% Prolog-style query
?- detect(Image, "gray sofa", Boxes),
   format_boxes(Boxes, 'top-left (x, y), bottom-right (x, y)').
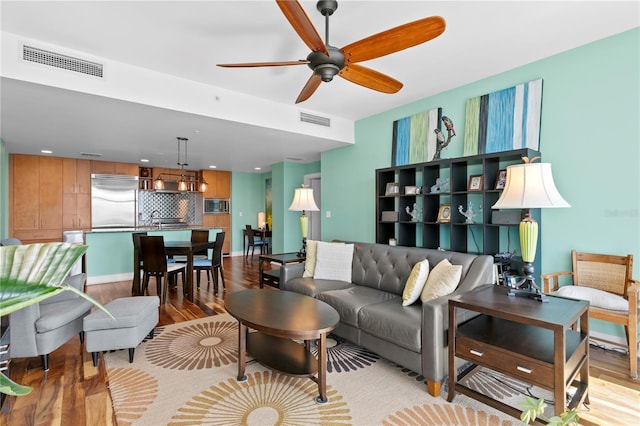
top-left (280, 242), bottom-right (494, 396)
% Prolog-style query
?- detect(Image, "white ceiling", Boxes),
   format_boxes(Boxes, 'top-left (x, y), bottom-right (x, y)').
top-left (1, 1), bottom-right (638, 172)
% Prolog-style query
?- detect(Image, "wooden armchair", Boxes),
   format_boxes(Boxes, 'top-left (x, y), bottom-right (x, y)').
top-left (541, 250), bottom-right (638, 379)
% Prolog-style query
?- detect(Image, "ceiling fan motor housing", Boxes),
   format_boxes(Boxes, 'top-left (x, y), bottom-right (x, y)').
top-left (307, 46), bottom-right (345, 81)
top-left (317, 0), bottom-right (338, 16)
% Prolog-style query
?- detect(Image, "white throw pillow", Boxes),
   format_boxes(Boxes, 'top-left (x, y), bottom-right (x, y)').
top-left (557, 286), bottom-right (629, 311)
top-left (313, 241), bottom-right (354, 282)
top-left (303, 240), bottom-right (318, 277)
top-left (402, 259), bottom-right (430, 306)
top-left (420, 259), bottom-right (462, 302)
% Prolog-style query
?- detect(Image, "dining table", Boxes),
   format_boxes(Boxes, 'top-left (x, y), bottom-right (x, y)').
top-left (132, 240), bottom-right (214, 303)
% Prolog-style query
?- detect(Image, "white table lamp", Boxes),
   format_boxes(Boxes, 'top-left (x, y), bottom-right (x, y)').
top-left (492, 159), bottom-right (570, 301)
top-left (289, 185), bottom-right (319, 257)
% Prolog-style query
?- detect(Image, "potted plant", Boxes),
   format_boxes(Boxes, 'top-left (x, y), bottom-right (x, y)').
top-left (0, 242), bottom-right (111, 396)
top-left (520, 395), bottom-right (579, 425)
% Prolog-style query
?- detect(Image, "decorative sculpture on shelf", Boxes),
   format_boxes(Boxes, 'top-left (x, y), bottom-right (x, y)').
top-left (432, 115), bottom-right (456, 161)
top-left (430, 177), bottom-right (450, 193)
top-left (458, 201), bottom-right (482, 224)
top-left (406, 203), bottom-right (422, 222)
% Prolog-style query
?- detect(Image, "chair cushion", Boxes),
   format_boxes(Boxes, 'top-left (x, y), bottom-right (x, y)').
top-left (313, 241), bottom-right (354, 283)
top-left (167, 263), bottom-right (185, 273)
top-left (420, 259), bottom-right (462, 302)
top-left (193, 259), bottom-right (212, 267)
top-left (36, 298), bottom-right (93, 333)
top-left (402, 259), bottom-right (430, 306)
top-left (557, 286), bottom-right (628, 311)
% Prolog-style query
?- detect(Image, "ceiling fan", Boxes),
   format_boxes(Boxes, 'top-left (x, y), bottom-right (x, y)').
top-left (217, 0), bottom-right (446, 104)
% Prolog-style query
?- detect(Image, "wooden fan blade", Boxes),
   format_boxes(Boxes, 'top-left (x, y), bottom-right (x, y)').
top-left (295, 74), bottom-right (322, 104)
top-left (341, 16), bottom-right (445, 64)
top-left (217, 60), bottom-right (309, 68)
top-left (339, 64), bottom-right (403, 94)
top-left (276, 0), bottom-right (328, 55)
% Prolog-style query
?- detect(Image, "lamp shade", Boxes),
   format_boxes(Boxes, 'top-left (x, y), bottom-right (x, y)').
top-left (492, 163), bottom-right (570, 209)
top-left (258, 212), bottom-right (266, 229)
top-left (288, 186), bottom-right (319, 212)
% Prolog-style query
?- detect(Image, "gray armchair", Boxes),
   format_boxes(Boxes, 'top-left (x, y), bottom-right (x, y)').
top-left (9, 273), bottom-right (93, 371)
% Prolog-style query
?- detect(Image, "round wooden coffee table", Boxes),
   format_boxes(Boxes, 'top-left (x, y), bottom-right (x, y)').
top-left (225, 289), bottom-right (339, 403)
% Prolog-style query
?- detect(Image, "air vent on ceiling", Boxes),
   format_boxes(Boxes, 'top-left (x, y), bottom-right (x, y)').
top-left (285, 157), bottom-right (304, 162)
top-left (23, 45), bottom-right (104, 78)
top-left (80, 152), bottom-right (102, 158)
top-left (300, 112), bottom-right (330, 127)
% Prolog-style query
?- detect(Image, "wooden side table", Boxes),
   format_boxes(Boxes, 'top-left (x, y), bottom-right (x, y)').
top-left (259, 252), bottom-right (305, 288)
top-left (447, 284), bottom-right (589, 419)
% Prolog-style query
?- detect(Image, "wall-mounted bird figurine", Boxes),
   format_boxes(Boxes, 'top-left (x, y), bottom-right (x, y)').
top-left (432, 115), bottom-right (456, 161)
top-left (442, 116), bottom-right (456, 136)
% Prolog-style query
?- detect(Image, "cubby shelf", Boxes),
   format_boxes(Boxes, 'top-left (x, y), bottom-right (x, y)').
top-left (376, 148), bottom-right (541, 264)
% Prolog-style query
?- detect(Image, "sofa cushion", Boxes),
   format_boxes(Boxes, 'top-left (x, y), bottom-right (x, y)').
top-left (358, 300), bottom-right (422, 353)
top-left (303, 240), bottom-right (319, 277)
top-left (402, 259), bottom-right (430, 306)
top-left (314, 241), bottom-right (354, 282)
top-left (420, 259), bottom-right (462, 302)
top-left (317, 286), bottom-right (398, 327)
top-left (285, 277), bottom-right (354, 298)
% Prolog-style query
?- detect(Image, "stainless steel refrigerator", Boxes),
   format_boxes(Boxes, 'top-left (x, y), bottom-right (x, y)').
top-left (91, 174), bottom-right (138, 228)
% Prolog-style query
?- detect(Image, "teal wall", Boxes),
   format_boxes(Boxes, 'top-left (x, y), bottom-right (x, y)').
top-left (320, 28), bottom-right (640, 339)
top-left (230, 161), bottom-right (319, 254)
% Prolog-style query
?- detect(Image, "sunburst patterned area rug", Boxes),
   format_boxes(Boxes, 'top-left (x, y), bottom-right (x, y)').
top-left (104, 314), bottom-right (534, 425)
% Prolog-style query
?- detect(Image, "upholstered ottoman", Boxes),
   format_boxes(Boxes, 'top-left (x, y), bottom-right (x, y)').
top-left (83, 296), bottom-right (159, 366)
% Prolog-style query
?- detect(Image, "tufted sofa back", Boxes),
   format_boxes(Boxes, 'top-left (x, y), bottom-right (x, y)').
top-left (346, 242), bottom-right (488, 296)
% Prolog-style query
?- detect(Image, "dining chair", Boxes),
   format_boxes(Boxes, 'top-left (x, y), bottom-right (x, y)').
top-left (139, 236), bottom-right (186, 304)
top-left (193, 232), bottom-right (226, 291)
top-left (131, 231), bottom-right (147, 294)
top-left (244, 225), bottom-right (265, 259)
top-left (0, 237), bottom-right (22, 246)
top-left (542, 250), bottom-right (638, 379)
top-left (173, 229), bottom-right (209, 261)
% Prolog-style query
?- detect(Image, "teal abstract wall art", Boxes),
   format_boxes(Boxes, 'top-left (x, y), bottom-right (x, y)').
top-left (463, 79), bottom-right (543, 155)
top-left (392, 107), bottom-right (442, 166)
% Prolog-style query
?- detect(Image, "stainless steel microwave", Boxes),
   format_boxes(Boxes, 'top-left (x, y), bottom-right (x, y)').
top-left (204, 198), bottom-right (230, 214)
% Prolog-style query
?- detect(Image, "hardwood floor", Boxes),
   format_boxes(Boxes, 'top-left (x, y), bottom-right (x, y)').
top-left (2, 256), bottom-right (639, 425)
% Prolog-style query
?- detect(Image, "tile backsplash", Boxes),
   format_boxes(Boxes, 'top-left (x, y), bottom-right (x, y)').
top-left (139, 191), bottom-right (202, 225)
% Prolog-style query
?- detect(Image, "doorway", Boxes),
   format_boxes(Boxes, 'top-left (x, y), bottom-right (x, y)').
top-left (304, 173), bottom-right (321, 241)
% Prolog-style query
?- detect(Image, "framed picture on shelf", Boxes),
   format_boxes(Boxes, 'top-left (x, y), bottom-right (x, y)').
top-left (381, 211), bottom-right (399, 222)
top-left (404, 185), bottom-right (421, 195)
top-left (385, 182), bottom-right (400, 196)
top-left (494, 170), bottom-right (507, 190)
top-left (437, 203), bottom-right (451, 223)
top-left (467, 174), bottom-right (483, 192)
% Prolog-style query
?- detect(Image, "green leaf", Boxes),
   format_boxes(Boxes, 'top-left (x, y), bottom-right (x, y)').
top-left (0, 372), bottom-right (32, 396)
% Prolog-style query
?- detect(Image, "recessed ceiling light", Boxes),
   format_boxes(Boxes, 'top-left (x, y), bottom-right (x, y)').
top-left (140, 159), bottom-right (149, 163)
top-left (209, 165), bottom-right (217, 169)
top-left (254, 167), bottom-right (262, 171)
top-left (41, 149), bottom-right (53, 154)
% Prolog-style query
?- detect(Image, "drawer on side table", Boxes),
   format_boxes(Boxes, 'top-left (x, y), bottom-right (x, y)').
top-left (456, 336), bottom-right (554, 387)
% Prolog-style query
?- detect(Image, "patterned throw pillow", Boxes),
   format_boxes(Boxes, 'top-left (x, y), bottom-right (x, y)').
top-left (420, 259), bottom-right (462, 302)
top-left (402, 259), bottom-right (430, 306)
top-left (303, 240), bottom-right (318, 277)
top-left (313, 241), bottom-right (354, 282)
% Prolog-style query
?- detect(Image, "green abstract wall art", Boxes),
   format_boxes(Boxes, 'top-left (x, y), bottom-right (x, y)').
top-left (392, 107), bottom-right (442, 166)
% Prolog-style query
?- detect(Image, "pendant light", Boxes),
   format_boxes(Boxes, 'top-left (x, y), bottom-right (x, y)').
top-left (177, 137), bottom-right (188, 191)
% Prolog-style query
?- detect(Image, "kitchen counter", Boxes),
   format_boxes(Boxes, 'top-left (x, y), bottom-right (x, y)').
top-left (86, 225), bottom-right (206, 233)
top-left (84, 227), bottom-right (222, 285)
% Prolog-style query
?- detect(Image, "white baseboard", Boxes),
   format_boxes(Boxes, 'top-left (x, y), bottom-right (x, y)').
top-left (87, 272), bottom-right (133, 285)
top-left (590, 330), bottom-right (640, 359)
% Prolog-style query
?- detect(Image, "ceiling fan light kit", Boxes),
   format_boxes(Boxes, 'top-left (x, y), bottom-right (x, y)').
top-left (217, 0), bottom-right (445, 103)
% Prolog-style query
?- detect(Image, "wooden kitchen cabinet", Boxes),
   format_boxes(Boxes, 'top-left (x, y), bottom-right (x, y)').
top-left (202, 170), bottom-right (231, 198)
top-left (11, 154), bottom-right (63, 243)
top-left (90, 160), bottom-right (138, 176)
top-left (63, 159), bottom-right (91, 230)
top-left (63, 158), bottom-right (91, 194)
top-left (203, 214), bottom-right (231, 253)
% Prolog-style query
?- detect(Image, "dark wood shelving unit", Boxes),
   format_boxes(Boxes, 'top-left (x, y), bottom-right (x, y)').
top-left (376, 148), bottom-right (541, 263)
